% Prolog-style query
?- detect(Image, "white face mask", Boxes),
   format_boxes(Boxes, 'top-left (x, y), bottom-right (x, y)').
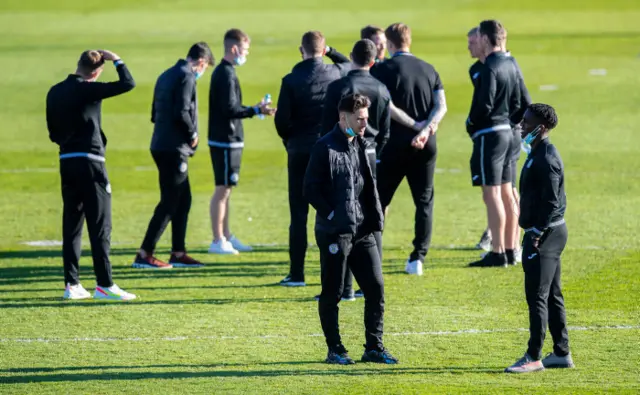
top-left (234, 55), bottom-right (247, 66)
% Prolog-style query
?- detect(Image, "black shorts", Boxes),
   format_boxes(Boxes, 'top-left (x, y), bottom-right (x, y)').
top-left (508, 128), bottom-right (522, 185)
top-left (470, 130), bottom-right (512, 187)
top-left (210, 147), bottom-right (243, 186)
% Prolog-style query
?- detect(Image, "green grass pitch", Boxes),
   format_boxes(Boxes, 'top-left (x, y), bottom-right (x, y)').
top-left (0, 0), bottom-right (639, 393)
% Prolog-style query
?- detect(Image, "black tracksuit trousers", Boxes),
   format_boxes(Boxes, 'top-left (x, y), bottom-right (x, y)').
top-left (522, 223), bottom-right (570, 360)
top-left (60, 158), bottom-right (114, 288)
top-left (316, 230), bottom-right (385, 351)
top-left (140, 151), bottom-right (192, 253)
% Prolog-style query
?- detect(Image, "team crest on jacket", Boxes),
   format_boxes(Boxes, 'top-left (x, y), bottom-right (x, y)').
top-left (230, 173), bottom-right (239, 183)
top-left (179, 162), bottom-right (187, 173)
top-left (105, 183), bottom-right (112, 194)
top-left (329, 243), bottom-right (339, 254)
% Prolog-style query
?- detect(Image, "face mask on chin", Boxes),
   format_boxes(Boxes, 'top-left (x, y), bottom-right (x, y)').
top-left (234, 55), bottom-right (247, 66)
top-left (523, 125), bottom-right (542, 145)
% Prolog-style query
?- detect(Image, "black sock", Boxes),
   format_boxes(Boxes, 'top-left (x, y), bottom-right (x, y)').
top-left (505, 249), bottom-right (515, 264)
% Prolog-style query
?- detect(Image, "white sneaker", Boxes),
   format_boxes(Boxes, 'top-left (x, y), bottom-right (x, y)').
top-left (405, 259), bottom-right (423, 276)
top-left (94, 284), bottom-right (136, 301)
top-left (515, 248), bottom-right (522, 263)
top-left (228, 235), bottom-right (252, 252)
top-left (63, 283), bottom-right (91, 300)
top-left (208, 238), bottom-right (239, 255)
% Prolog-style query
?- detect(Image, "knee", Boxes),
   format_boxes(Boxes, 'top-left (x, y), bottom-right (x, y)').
top-left (482, 186), bottom-right (501, 204)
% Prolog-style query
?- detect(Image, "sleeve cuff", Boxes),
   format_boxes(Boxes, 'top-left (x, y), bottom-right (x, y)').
top-left (113, 59), bottom-right (124, 67)
top-left (253, 106), bottom-right (260, 115)
top-left (526, 227), bottom-right (543, 236)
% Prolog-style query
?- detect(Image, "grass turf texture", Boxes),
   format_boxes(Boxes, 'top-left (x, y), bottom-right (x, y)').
top-left (0, 0), bottom-right (639, 393)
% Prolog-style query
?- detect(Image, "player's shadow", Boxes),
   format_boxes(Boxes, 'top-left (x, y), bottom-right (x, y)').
top-left (0, 295), bottom-right (316, 309)
top-left (0, 364), bottom-right (502, 383)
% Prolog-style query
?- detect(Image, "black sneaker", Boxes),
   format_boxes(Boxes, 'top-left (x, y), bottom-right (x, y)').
top-left (505, 249), bottom-right (517, 266)
top-left (361, 347), bottom-right (399, 364)
top-left (354, 289), bottom-right (364, 298)
top-left (475, 229), bottom-right (492, 251)
top-left (325, 345), bottom-right (355, 365)
top-left (279, 274), bottom-right (306, 287)
top-left (468, 252), bottom-right (507, 268)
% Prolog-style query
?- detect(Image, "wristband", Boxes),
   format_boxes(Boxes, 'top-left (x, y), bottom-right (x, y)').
top-left (253, 106), bottom-right (260, 115)
top-left (113, 59), bottom-right (123, 67)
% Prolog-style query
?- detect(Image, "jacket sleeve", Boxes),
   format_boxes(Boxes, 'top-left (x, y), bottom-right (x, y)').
top-left (325, 46), bottom-right (350, 64)
top-left (467, 66), bottom-right (496, 129)
top-left (214, 70), bottom-right (257, 119)
top-left (531, 158), bottom-right (563, 235)
top-left (375, 93), bottom-right (391, 157)
top-left (510, 59), bottom-right (532, 125)
top-left (45, 90), bottom-right (59, 144)
top-left (174, 74), bottom-right (197, 140)
top-left (321, 82), bottom-right (341, 136)
top-left (303, 142), bottom-right (333, 219)
top-left (83, 63), bottom-right (136, 102)
top-left (274, 77), bottom-right (293, 141)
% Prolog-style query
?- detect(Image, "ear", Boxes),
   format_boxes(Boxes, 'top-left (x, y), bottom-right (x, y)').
top-left (368, 61), bottom-right (375, 67)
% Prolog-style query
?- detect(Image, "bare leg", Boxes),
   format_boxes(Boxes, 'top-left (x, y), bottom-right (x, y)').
top-left (210, 186), bottom-right (231, 242)
top-left (223, 192), bottom-right (232, 240)
top-left (482, 185), bottom-right (505, 253)
top-left (501, 182), bottom-right (518, 250)
top-left (512, 187), bottom-right (521, 247)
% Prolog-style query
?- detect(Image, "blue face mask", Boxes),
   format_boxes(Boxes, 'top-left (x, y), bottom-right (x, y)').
top-left (344, 118), bottom-right (357, 137)
top-left (523, 125), bottom-right (542, 145)
top-left (234, 56), bottom-right (247, 66)
top-left (195, 70), bottom-right (203, 80)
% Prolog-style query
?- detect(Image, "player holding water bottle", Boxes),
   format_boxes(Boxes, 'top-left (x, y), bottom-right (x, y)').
top-left (207, 28), bottom-right (276, 255)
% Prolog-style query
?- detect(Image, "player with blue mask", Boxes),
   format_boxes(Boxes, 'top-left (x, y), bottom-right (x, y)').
top-left (134, 42), bottom-right (214, 271)
top-left (207, 28), bottom-right (276, 256)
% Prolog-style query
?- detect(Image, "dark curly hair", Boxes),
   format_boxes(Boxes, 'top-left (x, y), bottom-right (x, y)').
top-left (528, 103), bottom-right (559, 130)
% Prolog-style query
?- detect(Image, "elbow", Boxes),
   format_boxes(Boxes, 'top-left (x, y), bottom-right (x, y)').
top-left (124, 79), bottom-right (136, 92)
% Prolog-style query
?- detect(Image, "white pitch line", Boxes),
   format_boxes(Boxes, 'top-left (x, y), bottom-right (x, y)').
top-left (0, 325), bottom-right (637, 344)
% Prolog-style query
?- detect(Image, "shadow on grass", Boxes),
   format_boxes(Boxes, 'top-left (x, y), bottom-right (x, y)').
top-left (0, 364), bottom-right (502, 383)
top-left (0, 295), bottom-right (316, 309)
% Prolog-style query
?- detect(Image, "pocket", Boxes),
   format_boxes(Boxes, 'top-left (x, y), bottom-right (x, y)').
top-left (89, 161), bottom-right (111, 194)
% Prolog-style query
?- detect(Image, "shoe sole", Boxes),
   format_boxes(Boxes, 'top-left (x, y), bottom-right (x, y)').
top-left (94, 294), bottom-right (136, 301)
top-left (132, 262), bottom-right (173, 269)
top-left (504, 366), bottom-right (545, 373)
top-left (360, 357), bottom-right (398, 364)
top-left (169, 263), bottom-right (204, 268)
top-left (325, 359), bottom-right (355, 365)
top-left (207, 250), bottom-right (239, 255)
top-left (542, 363), bottom-right (575, 369)
top-left (279, 282), bottom-right (306, 287)
top-left (63, 294), bottom-right (91, 300)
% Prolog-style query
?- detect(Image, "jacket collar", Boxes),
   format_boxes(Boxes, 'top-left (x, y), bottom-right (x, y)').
top-left (347, 69), bottom-right (370, 77)
top-left (529, 137), bottom-right (550, 157)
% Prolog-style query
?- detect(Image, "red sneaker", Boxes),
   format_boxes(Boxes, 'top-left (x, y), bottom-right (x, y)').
top-left (169, 253), bottom-right (203, 268)
top-left (132, 254), bottom-right (173, 269)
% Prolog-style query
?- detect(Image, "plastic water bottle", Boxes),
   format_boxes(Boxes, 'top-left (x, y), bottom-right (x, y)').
top-left (257, 93), bottom-right (271, 120)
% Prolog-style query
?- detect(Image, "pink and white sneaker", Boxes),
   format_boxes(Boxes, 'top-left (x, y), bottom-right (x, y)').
top-left (504, 353), bottom-right (545, 373)
top-left (94, 284), bottom-right (137, 301)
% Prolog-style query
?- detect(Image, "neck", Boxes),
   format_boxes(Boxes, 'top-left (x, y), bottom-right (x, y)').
top-left (531, 134), bottom-right (548, 150)
top-left (395, 46), bottom-right (410, 53)
top-left (223, 53), bottom-right (235, 64)
top-left (303, 54), bottom-right (322, 60)
top-left (482, 46), bottom-right (501, 59)
top-left (478, 55), bottom-right (486, 63)
top-left (75, 69), bottom-right (92, 81)
top-left (353, 65), bottom-right (370, 71)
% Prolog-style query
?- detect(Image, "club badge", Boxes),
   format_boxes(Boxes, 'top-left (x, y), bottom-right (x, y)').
top-left (329, 243), bottom-right (339, 254)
